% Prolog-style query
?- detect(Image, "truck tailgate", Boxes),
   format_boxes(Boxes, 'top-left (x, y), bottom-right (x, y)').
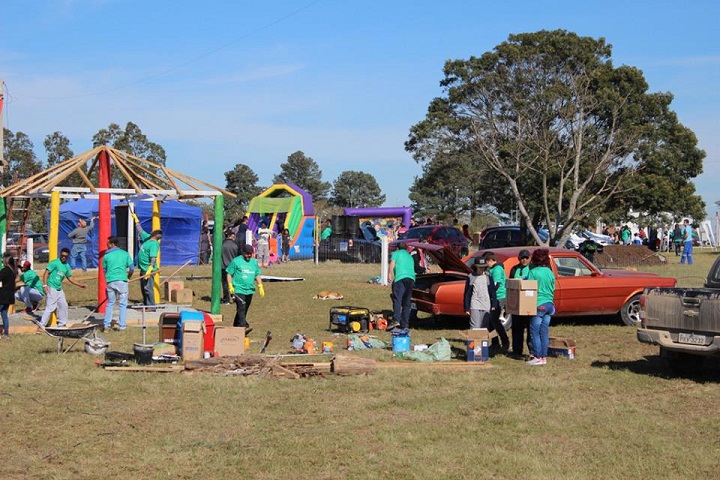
top-left (644, 288), bottom-right (720, 333)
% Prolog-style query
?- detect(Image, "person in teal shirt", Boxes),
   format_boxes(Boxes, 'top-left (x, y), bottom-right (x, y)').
top-left (102, 236), bottom-right (135, 331)
top-left (226, 244), bottom-right (264, 332)
top-left (680, 219), bottom-right (694, 265)
top-left (387, 242), bottom-right (416, 330)
top-left (483, 251), bottom-right (510, 351)
top-left (526, 248), bottom-right (556, 366)
top-left (39, 248), bottom-right (87, 328)
top-left (508, 249), bottom-right (532, 358)
top-left (320, 219), bottom-right (332, 240)
top-left (135, 222), bottom-right (163, 306)
top-left (16, 261), bottom-right (44, 313)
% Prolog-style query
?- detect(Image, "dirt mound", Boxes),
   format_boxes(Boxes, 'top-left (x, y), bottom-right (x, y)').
top-left (593, 245), bottom-right (667, 268)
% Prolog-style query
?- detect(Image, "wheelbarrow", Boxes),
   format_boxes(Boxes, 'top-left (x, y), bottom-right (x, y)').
top-left (40, 324), bottom-right (104, 354)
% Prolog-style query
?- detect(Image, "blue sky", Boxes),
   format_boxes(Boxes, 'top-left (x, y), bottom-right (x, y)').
top-left (3, 0), bottom-right (719, 219)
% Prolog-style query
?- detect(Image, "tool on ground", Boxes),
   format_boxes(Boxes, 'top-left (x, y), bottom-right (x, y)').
top-left (260, 330), bottom-right (272, 354)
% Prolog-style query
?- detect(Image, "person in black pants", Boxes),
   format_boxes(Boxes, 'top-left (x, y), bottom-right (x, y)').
top-left (508, 249), bottom-right (533, 358)
top-left (220, 230), bottom-right (238, 303)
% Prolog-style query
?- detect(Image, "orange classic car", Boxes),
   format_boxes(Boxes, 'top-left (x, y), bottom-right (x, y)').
top-left (409, 243), bottom-right (677, 327)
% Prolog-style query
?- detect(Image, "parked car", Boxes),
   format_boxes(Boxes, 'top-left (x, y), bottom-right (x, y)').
top-left (478, 225), bottom-right (580, 250)
top-left (6, 232), bottom-right (49, 261)
top-left (407, 243), bottom-right (677, 328)
top-left (317, 222), bottom-right (382, 263)
top-left (397, 225), bottom-right (469, 257)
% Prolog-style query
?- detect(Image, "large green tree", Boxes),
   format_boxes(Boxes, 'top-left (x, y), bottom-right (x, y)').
top-left (224, 163), bottom-right (262, 222)
top-left (44, 131), bottom-right (74, 167)
top-left (329, 170), bottom-right (385, 208)
top-left (272, 151), bottom-right (330, 201)
top-left (406, 30), bottom-right (705, 246)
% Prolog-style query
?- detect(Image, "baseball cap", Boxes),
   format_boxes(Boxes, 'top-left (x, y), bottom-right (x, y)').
top-left (22, 261), bottom-right (31, 269)
top-left (473, 257), bottom-right (488, 268)
top-left (242, 244), bottom-right (254, 254)
top-left (518, 249), bottom-right (531, 259)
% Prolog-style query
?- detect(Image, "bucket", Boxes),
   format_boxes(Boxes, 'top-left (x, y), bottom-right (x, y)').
top-left (392, 335), bottom-right (410, 353)
top-left (133, 343), bottom-right (154, 365)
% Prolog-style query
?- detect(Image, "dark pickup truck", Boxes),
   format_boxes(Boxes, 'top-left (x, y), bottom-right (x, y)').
top-left (637, 256), bottom-right (720, 367)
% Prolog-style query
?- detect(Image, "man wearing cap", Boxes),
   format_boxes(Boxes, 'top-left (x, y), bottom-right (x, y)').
top-left (39, 248), bottom-right (88, 328)
top-left (102, 236), bottom-right (135, 331)
top-left (67, 216), bottom-right (96, 272)
top-left (508, 249), bottom-right (532, 358)
top-left (16, 261), bottom-right (44, 314)
top-left (463, 256), bottom-right (498, 329)
top-left (482, 251), bottom-right (510, 351)
top-left (135, 224), bottom-right (163, 307)
top-left (387, 242), bottom-right (416, 330)
top-left (221, 230), bottom-right (238, 304)
top-left (226, 244), bottom-right (264, 332)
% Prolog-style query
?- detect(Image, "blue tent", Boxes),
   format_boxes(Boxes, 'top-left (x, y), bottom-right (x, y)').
top-left (50, 198), bottom-right (203, 267)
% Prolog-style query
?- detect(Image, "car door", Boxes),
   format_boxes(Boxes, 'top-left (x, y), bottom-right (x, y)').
top-left (551, 253), bottom-right (616, 316)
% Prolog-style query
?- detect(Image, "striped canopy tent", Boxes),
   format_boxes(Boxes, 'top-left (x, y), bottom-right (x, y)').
top-left (0, 145), bottom-right (235, 315)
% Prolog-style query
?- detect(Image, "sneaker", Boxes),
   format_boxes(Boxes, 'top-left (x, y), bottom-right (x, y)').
top-left (538, 357), bottom-right (547, 365)
top-left (386, 321), bottom-right (400, 331)
top-left (245, 327), bottom-right (253, 335)
top-left (525, 357), bottom-right (544, 366)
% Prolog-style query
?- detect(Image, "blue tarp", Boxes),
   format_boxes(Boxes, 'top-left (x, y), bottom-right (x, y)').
top-left (49, 198), bottom-right (202, 267)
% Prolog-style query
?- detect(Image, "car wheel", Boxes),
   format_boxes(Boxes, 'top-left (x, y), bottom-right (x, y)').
top-left (619, 294), bottom-right (642, 327)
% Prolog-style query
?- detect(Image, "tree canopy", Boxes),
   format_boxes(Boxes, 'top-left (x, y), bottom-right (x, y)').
top-left (272, 151), bottom-right (330, 201)
top-left (406, 30), bottom-right (705, 245)
top-left (224, 163), bottom-right (262, 222)
top-left (329, 170), bottom-right (385, 208)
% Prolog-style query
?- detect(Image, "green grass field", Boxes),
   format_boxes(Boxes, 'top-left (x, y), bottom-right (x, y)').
top-left (1, 250), bottom-right (719, 479)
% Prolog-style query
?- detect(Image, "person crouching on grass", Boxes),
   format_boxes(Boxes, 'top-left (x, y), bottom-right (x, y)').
top-left (226, 244), bottom-right (264, 334)
top-left (16, 261), bottom-right (44, 314)
top-left (526, 248), bottom-right (556, 366)
top-left (39, 248), bottom-right (88, 328)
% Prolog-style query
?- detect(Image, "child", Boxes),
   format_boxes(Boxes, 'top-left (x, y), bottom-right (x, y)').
top-left (281, 229), bottom-right (291, 263)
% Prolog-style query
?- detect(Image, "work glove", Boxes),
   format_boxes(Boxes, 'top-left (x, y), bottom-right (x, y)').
top-left (228, 284), bottom-right (235, 295)
top-left (131, 212), bottom-right (139, 224)
top-left (257, 283), bottom-right (265, 298)
top-left (145, 266), bottom-right (153, 276)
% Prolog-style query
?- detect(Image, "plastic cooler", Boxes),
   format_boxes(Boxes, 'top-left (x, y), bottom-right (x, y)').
top-left (201, 312), bottom-right (215, 356)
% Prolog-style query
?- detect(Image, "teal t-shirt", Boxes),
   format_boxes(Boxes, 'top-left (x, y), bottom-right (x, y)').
top-left (103, 247), bottom-right (134, 283)
top-left (137, 236), bottom-right (160, 271)
top-left (227, 256), bottom-right (262, 294)
top-left (320, 226), bottom-right (332, 240)
top-left (391, 249), bottom-right (415, 282)
top-left (528, 266), bottom-right (556, 306)
top-left (489, 263), bottom-right (507, 299)
top-left (46, 259), bottom-right (72, 291)
top-left (513, 264), bottom-right (531, 279)
top-left (21, 269), bottom-right (44, 296)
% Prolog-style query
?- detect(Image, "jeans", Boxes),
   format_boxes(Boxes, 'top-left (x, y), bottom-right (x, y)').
top-left (0, 304), bottom-right (9, 336)
top-left (140, 269), bottom-right (156, 306)
top-left (233, 293), bottom-right (253, 328)
top-left (70, 243), bottom-right (88, 271)
top-left (104, 280), bottom-right (129, 329)
top-left (392, 278), bottom-right (415, 329)
top-left (681, 241), bottom-right (693, 265)
top-left (529, 303), bottom-right (555, 358)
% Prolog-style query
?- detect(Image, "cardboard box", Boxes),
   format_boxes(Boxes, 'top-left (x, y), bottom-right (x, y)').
top-left (459, 329), bottom-right (490, 362)
top-left (214, 326), bottom-right (245, 357)
top-left (548, 337), bottom-right (577, 359)
top-left (171, 288), bottom-right (193, 304)
top-left (506, 279), bottom-right (538, 315)
top-left (181, 321), bottom-right (206, 361)
top-left (164, 280), bottom-right (184, 300)
top-left (158, 312), bottom-right (180, 343)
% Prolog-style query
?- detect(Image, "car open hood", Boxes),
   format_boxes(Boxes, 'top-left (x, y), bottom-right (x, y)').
top-left (405, 241), bottom-right (472, 274)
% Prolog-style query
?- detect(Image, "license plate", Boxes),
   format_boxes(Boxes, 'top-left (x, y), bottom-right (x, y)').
top-left (678, 333), bottom-right (706, 345)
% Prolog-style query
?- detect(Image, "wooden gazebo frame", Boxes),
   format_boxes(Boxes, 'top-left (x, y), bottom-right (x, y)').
top-left (0, 145), bottom-right (234, 315)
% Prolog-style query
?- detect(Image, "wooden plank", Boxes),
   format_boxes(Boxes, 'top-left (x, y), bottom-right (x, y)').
top-left (272, 364), bottom-right (301, 379)
top-left (104, 365), bottom-right (185, 373)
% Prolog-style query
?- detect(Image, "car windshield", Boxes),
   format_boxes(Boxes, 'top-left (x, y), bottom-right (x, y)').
top-left (401, 227), bottom-right (434, 240)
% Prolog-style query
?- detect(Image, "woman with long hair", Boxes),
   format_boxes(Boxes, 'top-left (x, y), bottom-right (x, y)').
top-left (0, 253), bottom-right (17, 339)
top-left (526, 248), bottom-right (556, 365)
